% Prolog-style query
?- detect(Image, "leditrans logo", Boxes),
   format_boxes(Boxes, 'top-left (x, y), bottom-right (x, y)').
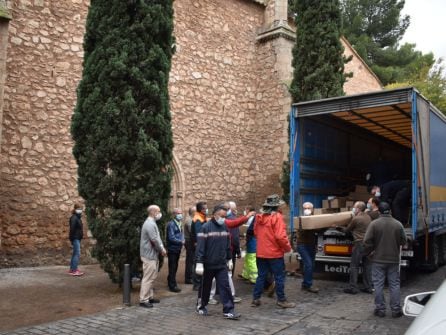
top-left (324, 264), bottom-right (363, 274)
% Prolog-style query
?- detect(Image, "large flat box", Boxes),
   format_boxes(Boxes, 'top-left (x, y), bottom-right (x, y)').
top-left (322, 198), bottom-right (346, 209)
top-left (346, 200), bottom-right (355, 208)
top-left (313, 208), bottom-right (339, 215)
top-left (348, 192), bottom-right (370, 202)
top-left (294, 211), bottom-right (353, 230)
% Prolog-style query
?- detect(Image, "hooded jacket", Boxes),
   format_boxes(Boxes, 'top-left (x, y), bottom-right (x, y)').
top-left (254, 211), bottom-right (291, 258)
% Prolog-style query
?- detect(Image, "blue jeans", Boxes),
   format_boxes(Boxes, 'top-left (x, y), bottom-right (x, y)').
top-left (372, 262), bottom-right (401, 312)
top-left (297, 244), bottom-right (315, 288)
top-left (253, 257), bottom-right (286, 301)
top-left (70, 239), bottom-right (81, 271)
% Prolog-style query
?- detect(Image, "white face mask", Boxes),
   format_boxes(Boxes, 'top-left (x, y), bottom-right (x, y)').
top-left (303, 209), bottom-right (312, 216)
top-left (216, 217), bottom-right (225, 225)
top-left (155, 213), bottom-right (162, 221)
top-left (375, 191), bottom-right (381, 197)
top-left (352, 208), bottom-right (357, 215)
top-left (227, 209), bottom-right (232, 216)
top-left (175, 214), bottom-right (183, 221)
top-left (75, 209), bottom-right (83, 215)
top-left (205, 209), bottom-right (209, 215)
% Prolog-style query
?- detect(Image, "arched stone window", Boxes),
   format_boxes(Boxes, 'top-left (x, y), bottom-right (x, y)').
top-left (169, 153), bottom-right (185, 212)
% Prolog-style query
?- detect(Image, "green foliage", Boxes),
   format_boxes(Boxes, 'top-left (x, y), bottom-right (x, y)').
top-left (71, 0), bottom-right (174, 283)
top-left (290, 0), bottom-right (350, 102)
top-left (340, 0), bottom-right (437, 86)
top-left (386, 59), bottom-right (446, 114)
top-left (283, 0), bottom-right (350, 203)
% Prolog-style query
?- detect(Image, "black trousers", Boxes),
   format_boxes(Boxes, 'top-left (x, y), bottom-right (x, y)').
top-left (199, 267), bottom-right (234, 313)
top-left (167, 252), bottom-right (180, 289)
top-left (184, 239), bottom-right (194, 282)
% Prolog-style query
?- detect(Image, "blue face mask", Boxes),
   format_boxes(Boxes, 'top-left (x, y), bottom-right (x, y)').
top-left (175, 214), bottom-right (183, 221)
top-left (227, 209), bottom-right (232, 216)
top-left (367, 203), bottom-right (372, 210)
top-left (216, 217), bottom-right (225, 225)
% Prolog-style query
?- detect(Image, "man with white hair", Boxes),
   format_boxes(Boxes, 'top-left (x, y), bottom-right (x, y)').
top-left (139, 205), bottom-right (167, 308)
top-left (296, 202), bottom-right (319, 293)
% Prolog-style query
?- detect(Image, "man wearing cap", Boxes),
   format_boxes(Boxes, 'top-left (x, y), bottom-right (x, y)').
top-left (363, 202), bottom-right (407, 318)
top-left (195, 203), bottom-right (241, 320)
top-left (251, 195), bottom-right (295, 309)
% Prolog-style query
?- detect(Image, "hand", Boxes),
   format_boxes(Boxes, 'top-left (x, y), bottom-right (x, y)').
top-left (227, 259), bottom-right (233, 271)
top-left (247, 211), bottom-right (256, 217)
top-left (195, 263), bottom-right (204, 275)
top-left (161, 249), bottom-right (167, 257)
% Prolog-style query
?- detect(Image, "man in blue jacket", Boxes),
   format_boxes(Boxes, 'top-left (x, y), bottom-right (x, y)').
top-left (166, 208), bottom-right (185, 293)
top-left (195, 204), bottom-right (241, 320)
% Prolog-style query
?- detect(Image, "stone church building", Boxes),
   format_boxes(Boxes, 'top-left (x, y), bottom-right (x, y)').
top-left (0, 0), bottom-right (381, 266)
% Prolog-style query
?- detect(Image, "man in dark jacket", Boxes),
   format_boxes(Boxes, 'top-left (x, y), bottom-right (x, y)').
top-left (166, 208), bottom-right (184, 293)
top-left (68, 203), bottom-right (84, 276)
top-left (195, 204), bottom-right (241, 320)
top-left (363, 202), bottom-right (407, 318)
top-left (337, 201), bottom-right (372, 294)
top-left (371, 180), bottom-right (411, 225)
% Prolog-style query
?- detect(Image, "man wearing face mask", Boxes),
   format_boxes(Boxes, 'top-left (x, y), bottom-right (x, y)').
top-left (366, 197), bottom-right (380, 221)
top-left (139, 205), bottom-right (167, 308)
top-left (371, 180), bottom-right (411, 225)
top-left (68, 203), bottom-right (84, 276)
top-left (191, 201), bottom-right (208, 291)
top-left (336, 201), bottom-right (373, 294)
top-left (195, 204), bottom-right (241, 320)
top-left (296, 202), bottom-right (319, 293)
top-left (166, 208), bottom-right (185, 293)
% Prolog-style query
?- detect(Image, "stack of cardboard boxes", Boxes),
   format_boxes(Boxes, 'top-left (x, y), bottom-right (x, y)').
top-left (294, 185), bottom-right (370, 230)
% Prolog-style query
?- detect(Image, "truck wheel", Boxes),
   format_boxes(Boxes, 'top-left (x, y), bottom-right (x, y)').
top-left (426, 236), bottom-right (440, 272)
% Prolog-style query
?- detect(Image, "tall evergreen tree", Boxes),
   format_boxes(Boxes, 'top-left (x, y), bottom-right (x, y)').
top-left (283, 0), bottom-right (350, 202)
top-left (340, 0), bottom-right (436, 85)
top-left (71, 0), bottom-right (174, 283)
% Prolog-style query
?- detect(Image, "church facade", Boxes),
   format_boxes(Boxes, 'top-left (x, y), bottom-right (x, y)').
top-left (0, 0), bottom-right (381, 266)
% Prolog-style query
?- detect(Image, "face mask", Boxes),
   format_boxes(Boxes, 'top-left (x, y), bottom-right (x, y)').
top-left (175, 214), bottom-right (183, 221)
top-left (216, 217), bottom-right (225, 225)
top-left (75, 209), bottom-right (83, 215)
top-left (375, 191), bottom-right (381, 197)
top-left (367, 203), bottom-right (372, 210)
top-left (303, 209), bottom-right (312, 216)
top-left (243, 210), bottom-right (247, 216)
top-left (155, 213), bottom-right (162, 221)
top-left (227, 209), bottom-right (232, 216)
top-left (352, 208), bottom-right (357, 215)
top-left (205, 209), bottom-right (209, 215)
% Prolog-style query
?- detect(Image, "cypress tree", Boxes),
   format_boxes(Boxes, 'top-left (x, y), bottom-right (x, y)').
top-left (71, 0), bottom-right (174, 283)
top-left (282, 0), bottom-right (351, 202)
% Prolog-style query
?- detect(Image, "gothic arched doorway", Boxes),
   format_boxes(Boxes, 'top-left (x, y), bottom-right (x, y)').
top-left (169, 153), bottom-right (185, 212)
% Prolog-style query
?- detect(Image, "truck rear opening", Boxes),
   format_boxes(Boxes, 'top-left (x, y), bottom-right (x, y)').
top-left (289, 87), bottom-right (446, 274)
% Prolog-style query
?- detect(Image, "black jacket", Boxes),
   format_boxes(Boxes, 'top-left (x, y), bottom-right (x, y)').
top-left (69, 214), bottom-right (83, 241)
top-left (196, 218), bottom-right (231, 270)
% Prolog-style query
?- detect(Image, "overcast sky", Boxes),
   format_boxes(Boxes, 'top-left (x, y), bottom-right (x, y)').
top-left (400, 0), bottom-right (446, 61)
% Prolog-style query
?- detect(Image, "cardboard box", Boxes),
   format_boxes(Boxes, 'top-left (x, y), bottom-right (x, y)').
top-left (355, 185), bottom-right (369, 194)
top-left (346, 200), bottom-right (355, 207)
top-left (348, 192), bottom-right (370, 202)
top-left (340, 207), bottom-right (350, 212)
top-left (294, 211), bottom-right (353, 230)
top-left (314, 208), bottom-right (339, 215)
top-left (322, 197), bottom-right (346, 209)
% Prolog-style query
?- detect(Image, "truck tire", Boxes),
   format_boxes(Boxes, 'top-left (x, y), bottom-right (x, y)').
top-left (425, 235), bottom-right (440, 272)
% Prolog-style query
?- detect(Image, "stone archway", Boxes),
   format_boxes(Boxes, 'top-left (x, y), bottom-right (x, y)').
top-left (169, 153), bottom-right (185, 212)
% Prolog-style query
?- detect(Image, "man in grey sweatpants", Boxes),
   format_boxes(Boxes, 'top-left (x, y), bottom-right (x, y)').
top-left (363, 202), bottom-right (407, 318)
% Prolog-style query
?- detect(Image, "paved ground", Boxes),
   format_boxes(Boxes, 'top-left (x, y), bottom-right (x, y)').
top-left (1, 262), bottom-right (445, 335)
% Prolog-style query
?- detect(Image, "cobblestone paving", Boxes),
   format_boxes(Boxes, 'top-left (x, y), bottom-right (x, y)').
top-left (2, 267), bottom-right (445, 335)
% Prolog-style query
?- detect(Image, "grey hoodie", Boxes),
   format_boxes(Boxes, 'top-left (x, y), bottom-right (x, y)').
top-left (140, 216), bottom-right (165, 260)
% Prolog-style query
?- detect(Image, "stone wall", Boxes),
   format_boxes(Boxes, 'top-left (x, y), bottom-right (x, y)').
top-left (0, 0), bottom-right (382, 267)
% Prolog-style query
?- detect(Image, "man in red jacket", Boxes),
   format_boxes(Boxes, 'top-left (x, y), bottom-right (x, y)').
top-left (251, 195), bottom-right (295, 309)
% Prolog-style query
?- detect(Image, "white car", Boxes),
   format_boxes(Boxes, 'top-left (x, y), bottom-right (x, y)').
top-left (403, 280), bottom-right (446, 335)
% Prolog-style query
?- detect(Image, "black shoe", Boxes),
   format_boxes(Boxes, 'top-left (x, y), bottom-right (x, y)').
top-left (360, 288), bottom-right (374, 294)
top-left (343, 288), bottom-right (358, 295)
top-left (139, 302), bottom-right (153, 308)
top-left (374, 309), bottom-right (385, 318)
top-left (169, 287), bottom-right (181, 293)
top-left (185, 280), bottom-right (193, 284)
top-left (392, 310), bottom-right (403, 318)
top-left (149, 298), bottom-right (160, 303)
